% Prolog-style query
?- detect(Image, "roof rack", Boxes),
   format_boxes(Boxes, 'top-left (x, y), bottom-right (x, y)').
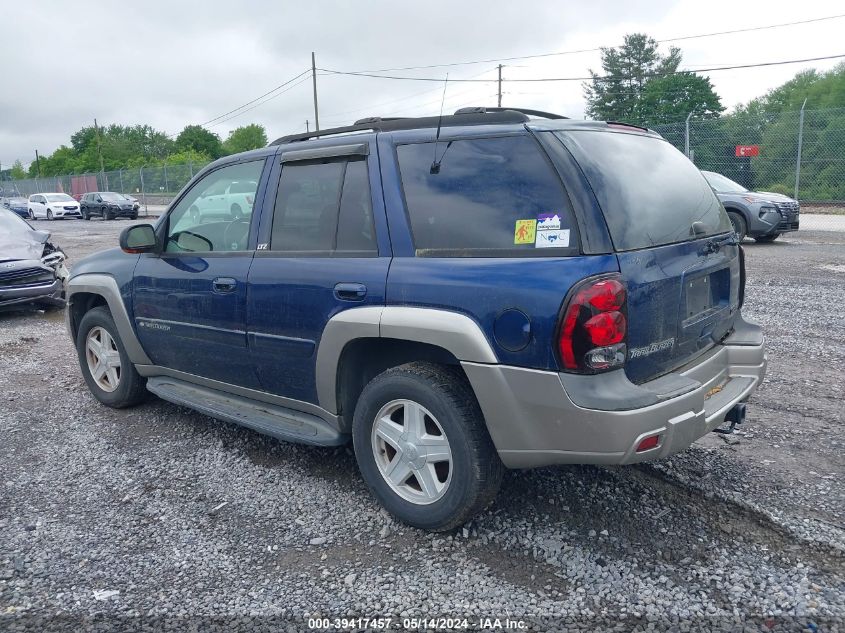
top-left (269, 107), bottom-right (566, 145)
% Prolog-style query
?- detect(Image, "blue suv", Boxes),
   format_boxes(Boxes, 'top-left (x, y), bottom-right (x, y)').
top-left (66, 108), bottom-right (766, 531)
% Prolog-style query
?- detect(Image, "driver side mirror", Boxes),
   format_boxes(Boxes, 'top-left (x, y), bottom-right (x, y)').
top-left (120, 224), bottom-right (158, 254)
top-left (96, 196), bottom-right (103, 203)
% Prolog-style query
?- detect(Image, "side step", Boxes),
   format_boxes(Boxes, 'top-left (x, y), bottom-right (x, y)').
top-left (146, 376), bottom-right (347, 447)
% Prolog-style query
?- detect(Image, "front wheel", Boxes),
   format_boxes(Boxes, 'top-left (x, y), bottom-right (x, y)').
top-left (46, 209), bottom-right (53, 221)
top-left (352, 362), bottom-right (503, 532)
top-left (28, 209), bottom-right (35, 220)
top-left (728, 211), bottom-right (747, 242)
top-left (76, 306), bottom-right (147, 408)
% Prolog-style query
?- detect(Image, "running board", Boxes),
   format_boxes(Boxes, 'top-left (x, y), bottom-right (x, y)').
top-left (146, 376), bottom-right (347, 447)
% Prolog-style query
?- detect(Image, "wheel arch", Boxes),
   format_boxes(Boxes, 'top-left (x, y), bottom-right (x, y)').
top-left (66, 274), bottom-right (152, 365)
top-left (316, 306), bottom-right (498, 423)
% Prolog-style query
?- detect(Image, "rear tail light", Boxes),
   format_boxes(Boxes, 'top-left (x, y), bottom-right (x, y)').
top-left (557, 275), bottom-right (627, 373)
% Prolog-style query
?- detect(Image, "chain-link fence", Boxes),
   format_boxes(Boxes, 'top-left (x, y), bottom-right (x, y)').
top-left (1, 161), bottom-right (211, 214)
top-left (648, 106), bottom-right (845, 231)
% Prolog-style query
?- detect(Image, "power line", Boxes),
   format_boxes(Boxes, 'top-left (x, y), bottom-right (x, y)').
top-left (330, 13), bottom-right (845, 73)
top-left (208, 74), bottom-right (313, 128)
top-left (198, 68), bottom-right (311, 127)
top-left (319, 53), bottom-right (845, 83)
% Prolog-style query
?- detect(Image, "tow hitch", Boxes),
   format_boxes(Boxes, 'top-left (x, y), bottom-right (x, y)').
top-left (713, 403), bottom-right (746, 435)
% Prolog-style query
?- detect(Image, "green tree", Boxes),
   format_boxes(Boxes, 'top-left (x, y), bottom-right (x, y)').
top-left (223, 124), bottom-right (268, 155)
top-left (584, 33), bottom-right (681, 122)
top-left (639, 73), bottom-right (723, 125)
top-left (10, 160), bottom-right (27, 179)
top-left (175, 125), bottom-right (222, 159)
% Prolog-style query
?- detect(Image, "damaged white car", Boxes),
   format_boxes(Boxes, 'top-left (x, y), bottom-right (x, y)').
top-left (0, 207), bottom-right (69, 311)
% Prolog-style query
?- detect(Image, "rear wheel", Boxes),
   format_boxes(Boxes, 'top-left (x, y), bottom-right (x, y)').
top-left (76, 306), bottom-right (147, 408)
top-left (728, 211), bottom-right (747, 242)
top-left (756, 233), bottom-right (780, 243)
top-left (352, 362), bottom-right (503, 531)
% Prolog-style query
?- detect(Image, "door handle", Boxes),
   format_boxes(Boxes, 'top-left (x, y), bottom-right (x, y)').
top-left (334, 283), bottom-right (367, 301)
top-left (212, 277), bottom-right (237, 293)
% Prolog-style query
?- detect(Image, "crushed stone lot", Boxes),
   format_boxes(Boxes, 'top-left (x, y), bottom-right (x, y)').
top-left (1, 219), bottom-right (843, 631)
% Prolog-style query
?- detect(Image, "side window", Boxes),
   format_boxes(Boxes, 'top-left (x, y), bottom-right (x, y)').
top-left (337, 160), bottom-right (377, 253)
top-left (270, 157), bottom-right (376, 254)
top-left (164, 160), bottom-right (264, 253)
top-left (396, 136), bottom-right (576, 254)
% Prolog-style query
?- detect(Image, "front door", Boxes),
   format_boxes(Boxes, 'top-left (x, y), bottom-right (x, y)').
top-left (247, 146), bottom-right (391, 405)
top-left (133, 159), bottom-right (269, 389)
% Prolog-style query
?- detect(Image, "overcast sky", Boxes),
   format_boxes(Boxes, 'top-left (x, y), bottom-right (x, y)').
top-left (1, 0), bottom-right (843, 169)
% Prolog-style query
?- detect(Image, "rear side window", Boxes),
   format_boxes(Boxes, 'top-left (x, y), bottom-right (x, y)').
top-left (554, 130), bottom-right (731, 251)
top-left (396, 136), bottom-right (576, 255)
top-left (270, 158), bottom-right (377, 254)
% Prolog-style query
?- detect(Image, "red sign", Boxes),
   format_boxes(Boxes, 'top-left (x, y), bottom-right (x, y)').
top-left (735, 145), bottom-right (760, 157)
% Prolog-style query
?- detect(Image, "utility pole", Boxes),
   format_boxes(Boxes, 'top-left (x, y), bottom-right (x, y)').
top-left (311, 52), bottom-right (320, 131)
top-left (94, 118), bottom-right (106, 180)
top-left (497, 64), bottom-right (503, 108)
top-left (35, 150), bottom-right (42, 177)
top-left (684, 111), bottom-right (692, 159)
top-left (794, 98), bottom-right (808, 200)
top-left (306, 120), bottom-right (310, 133)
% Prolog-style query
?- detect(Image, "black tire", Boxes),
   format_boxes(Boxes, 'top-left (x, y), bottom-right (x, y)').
top-left (28, 209), bottom-right (35, 220)
top-left (76, 306), bottom-right (147, 408)
top-left (46, 209), bottom-right (53, 221)
top-left (104, 210), bottom-right (114, 221)
top-left (728, 211), bottom-right (747, 242)
top-left (231, 203), bottom-right (242, 219)
top-left (82, 210), bottom-right (90, 220)
top-left (756, 233), bottom-right (780, 243)
top-left (130, 213), bottom-right (138, 220)
top-left (352, 362), bottom-right (504, 532)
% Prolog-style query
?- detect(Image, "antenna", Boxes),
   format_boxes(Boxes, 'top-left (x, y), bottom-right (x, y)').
top-left (430, 73), bottom-right (449, 174)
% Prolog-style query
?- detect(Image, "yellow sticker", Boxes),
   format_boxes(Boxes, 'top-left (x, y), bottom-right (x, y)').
top-left (514, 219), bottom-right (536, 245)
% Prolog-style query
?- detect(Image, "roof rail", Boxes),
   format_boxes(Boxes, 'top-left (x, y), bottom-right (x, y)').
top-left (269, 107), bottom-right (547, 145)
top-left (454, 106), bottom-right (568, 120)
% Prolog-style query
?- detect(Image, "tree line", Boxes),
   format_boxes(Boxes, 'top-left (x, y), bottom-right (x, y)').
top-left (7, 123), bottom-right (267, 179)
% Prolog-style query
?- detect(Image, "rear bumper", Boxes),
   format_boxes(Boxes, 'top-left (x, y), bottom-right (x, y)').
top-left (463, 315), bottom-right (766, 469)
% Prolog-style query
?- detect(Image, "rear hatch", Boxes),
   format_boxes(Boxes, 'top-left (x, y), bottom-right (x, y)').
top-left (554, 128), bottom-right (740, 384)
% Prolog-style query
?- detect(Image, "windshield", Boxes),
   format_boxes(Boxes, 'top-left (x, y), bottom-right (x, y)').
top-left (553, 130), bottom-right (731, 251)
top-left (100, 192), bottom-right (126, 201)
top-left (702, 171), bottom-right (748, 193)
top-left (45, 194), bottom-right (74, 202)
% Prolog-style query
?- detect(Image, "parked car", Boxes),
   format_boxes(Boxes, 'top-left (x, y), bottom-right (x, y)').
top-left (80, 192), bottom-right (139, 220)
top-left (65, 108), bottom-right (766, 531)
top-left (28, 193), bottom-right (81, 220)
top-left (2, 196), bottom-right (30, 218)
top-left (701, 171), bottom-right (799, 242)
top-left (187, 179), bottom-right (257, 223)
top-left (0, 208), bottom-right (68, 311)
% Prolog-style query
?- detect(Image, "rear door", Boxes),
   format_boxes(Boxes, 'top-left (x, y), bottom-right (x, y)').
top-left (554, 128), bottom-right (739, 384)
top-left (247, 141), bottom-right (390, 405)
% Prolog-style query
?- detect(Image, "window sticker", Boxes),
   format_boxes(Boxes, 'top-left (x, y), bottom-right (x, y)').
top-left (537, 212), bottom-right (562, 231)
top-left (535, 229), bottom-right (570, 248)
top-left (514, 219), bottom-right (536, 245)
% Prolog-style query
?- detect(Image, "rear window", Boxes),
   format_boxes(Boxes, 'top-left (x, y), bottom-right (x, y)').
top-left (554, 130), bottom-right (731, 251)
top-left (396, 136), bottom-right (576, 255)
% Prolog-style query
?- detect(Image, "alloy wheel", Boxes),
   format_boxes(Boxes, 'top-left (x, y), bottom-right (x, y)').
top-left (371, 399), bottom-right (452, 505)
top-left (85, 326), bottom-right (122, 392)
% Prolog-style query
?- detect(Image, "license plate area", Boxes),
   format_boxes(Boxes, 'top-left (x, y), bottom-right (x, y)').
top-left (685, 275), bottom-right (713, 319)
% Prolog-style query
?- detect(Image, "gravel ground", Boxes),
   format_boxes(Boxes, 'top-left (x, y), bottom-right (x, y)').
top-left (1, 219), bottom-right (843, 631)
